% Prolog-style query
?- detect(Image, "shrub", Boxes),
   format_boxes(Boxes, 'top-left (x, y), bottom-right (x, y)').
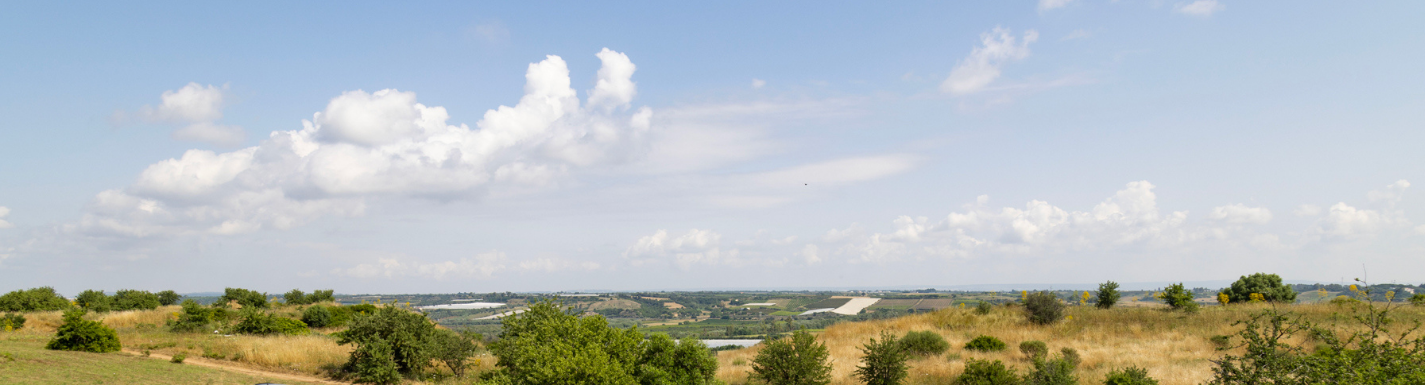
top-left (751, 329), bottom-right (832, 385)
top-left (220, 288), bottom-right (269, 309)
top-left (1157, 283), bottom-right (1198, 312)
top-left (433, 329), bottom-right (480, 378)
top-left (350, 337), bottom-right (401, 384)
top-left (46, 310), bottom-right (121, 353)
top-left (899, 330), bottom-right (949, 356)
top-left (302, 305), bottom-right (334, 328)
top-left (170, 352), bottom-right (186, 364)
top-left (1019, 341), bottom-right (1048, 359)
top-left (1103, 366), bottom-right (1158, 385)
top-left (169, 300), bottom-right (214, 333)
top-left (112, 289), bottom-right (161, 311)
top-left (232, 311), bottom-right (309, 335)
top-left (636, 333), bottom-right (719, 385)
top-left (1057, 348), bottom-right (1081, 368)
top-left (1024, 354), bottom-right (1077, 385)
top-left (1208, 335), bottom-right (1231, 349)
top-left (308, 289), bottom-right (336, 303)
top-left (1411, 293), bottom-right (1425, 306)
top-left (855, 331), bottom-right (909, 385)
top-left (157, 290), bottom-right (181, 306)
top-left (1096, 281), bottom-right (1121, 309)
top-left (1221, 273), bottom-right (1297, 304)
top-left (75, 290), bottom-right (113, 312)
top-left (2, 313), bottom-right (25, 331)
top-left (285, 289), bottom-right (309, 305)
top-left (1024, 292), bottom-right (1065, 325)
top-left (954, 359), bottom-right (1020, 385)
top-left (1206, 300), bottom-right (1425, 384)
top-left (975, 301), bottom-right (993, 315)
top-left (0, 287), bottom-right (72, 312)
top-left (337, 305), bottom-right (440, 378)
top-left (965, 335), bottom-right (1007, 352)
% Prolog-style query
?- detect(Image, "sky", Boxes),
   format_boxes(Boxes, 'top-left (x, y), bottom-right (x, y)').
top-left (2, 1), bottom-right (1423, 295)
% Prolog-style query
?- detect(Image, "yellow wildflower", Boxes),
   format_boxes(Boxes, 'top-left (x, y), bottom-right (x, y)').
top-left (1217, 293), bottom-right (1230, 305)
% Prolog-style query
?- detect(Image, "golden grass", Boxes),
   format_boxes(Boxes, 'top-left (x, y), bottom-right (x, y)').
top-left (715, 303), bottom-right (1425, 385)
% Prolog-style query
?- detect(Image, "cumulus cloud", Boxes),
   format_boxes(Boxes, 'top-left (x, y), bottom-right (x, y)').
top-left (0, 206), bottom-right (12, 229)
top-left (135, 83), bottom-right (245, 147)
top-left (71, 49), bottom-right (653, 239)
top-left (625, 229), bottom-right (741, 270)
top-left (798, 244), bottom-right (822, 265)
top-left (1174, 0), bottom-right (1225, 17)
top-left (1209, 204), bottom-right (1272, 224)
top-left (1367, 180), bottom-right (1410, 206)
top-left (941, 27), bottom-right (1038, 95)
top-left (1038, 0), bottom-right (1076, 11)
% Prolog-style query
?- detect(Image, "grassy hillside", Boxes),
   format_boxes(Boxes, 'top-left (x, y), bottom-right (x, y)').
top-left (713, 302), bottom-right (1425, 385)
top-left (0, 330), bottom-right (333, 385)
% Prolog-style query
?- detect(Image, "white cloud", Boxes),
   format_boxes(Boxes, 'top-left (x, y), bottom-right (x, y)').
top-left (747, 155), bottom-right (917, 187)
top-left (1294, 204), bottom-right (1322, 217)
top-left (941, 27), bottom-right (1038, 95)
top-left (72, 49), bottom-right (653, 238)
top-left (139, 83), bottom-right (246, 147)
top-left (624, 229), bottom-right (741, 270)
top-left (751, 79), bottom-right (766, 89)
top-left (798, 244), bottom-right (822, 265)
top-left (332, 251), bottom-right (599, 280)
top-left (1038, 0), bottom-right (1076, 11)
top-left (1367, 179), bottom-right (1410, 206)
top-left (0, 206), bottom-right (13, 229)
top-left (1208, 204), bottom-right (1272, 224)
top-left (1174, 0), bottom-right (1224, 17)
top-left (1317, 203), bottom-right (1391, 239)
top-left (1416, 225), bottom-right (1425, 235)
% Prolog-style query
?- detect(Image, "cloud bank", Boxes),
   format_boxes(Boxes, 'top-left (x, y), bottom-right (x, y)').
top-left (942, 27), bottom-right (1039, 95)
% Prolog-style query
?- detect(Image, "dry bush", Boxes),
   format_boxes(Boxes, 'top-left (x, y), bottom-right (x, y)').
top-left (714, 303), bottom-right (1425, 385)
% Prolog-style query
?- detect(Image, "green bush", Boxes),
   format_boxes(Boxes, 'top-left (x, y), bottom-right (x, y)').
top-left (855, 331), bottom-right (909, 385)
top-left (350, 337), bottom-right (401, 384)
top-left (0, 287), bottom-right (73, 312)
top-left (1103, 366), bottom-right (1158, 385)
top-left (1221, 273), bottom-right (1297, 304)
top-left (157, 290), bottom-right (181, 306)
top-left (954, 359), bottom-right (1020, 385)
top-left (636, 333), bottom-right (719, 385)
top-left (302, 305), bottom-right (334, 328)
top-left (1024, 354), bottom-right (1077, 385)
top-left (75, 290), bottom-right (113, 312)
top-left (169, 300), bottom-right (214, 333)
top-left (1410, 293), bottom-right (1424, 306)
top-left (1158, 283), bottom-right (1198, 312)
top-left (220, 288), bottom-right (269, 309)
top-left (308, 289), bottom-right (336, 303)
top-left (112, 289), bottom-right (161, 311)
top-left (1208, 335), bottom-right (1231, 349)
top-left (751, 329), bottom-right (832, 385)
top-left (337, 305), bottom-right (440, 379)
top-left (965, 335), bottom-right (1007, 352)
top-left (1096, 281), bottom-right (1121, 309)
top-left (285, 289), bottom-right (309, 305)
top-left (433, 329), bottom-right (480, 378)
top-left (171, 352), bottom-right (186, 364)
top-left (1206, 302), bottom-right (1425, 384)
top-left (975, 301), bottom-right (993, 315)
top-left (1019, 341), bottom-right (1048, 359)
top-left (2, 313), bottom-right (25, 330)
top-left (1058, 348), bottom-right (1081, 368)
top-left (1024, 292), bottom-right (1065, 325)
top-left (46, 310), bottom-right (121, 353)
top-left (899, 330), bottom-right (949, 356)
top-left (232, 311), bottom-right (309, 335)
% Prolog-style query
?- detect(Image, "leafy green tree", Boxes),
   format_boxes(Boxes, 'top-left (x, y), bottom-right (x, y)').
top-left (285, 289), bottom-right (310, 305)
top-left (489, 298), bottom-right (642, 384)
top-left (75, 290), bottom-right (113, 312)
top-left (432, 329), bottom-right (481, 378)
top-left (232, 310), bottom-right (309, 335)
top-left (1158, 283), bottom-right (1198, 312)
top-left (112, 289), bottom-right (161, 311)
top-left (169, 300), bottom-right (213, 333)
top-left (0, 287), bottom-right (73, 312)
top-left (302, 305), bottom-right (334, 328)
top-left (636, 333), bottom-right (718, 385)
top-left (954, 359), bottom-right (1020, 385)
top-left (337, 305), bottom-right (441, 378)
top-left (1096, 281), bottom-right (1121, 309)
top-left (157, 290), bottom-right (181, 306)
top-left (350, 337), bottom-right (401, 384)
top-left (854, 331), bottom-right (909, 385)
top-left (308, 289), bottom-right (336, 303)
top-left (1410, 293), bottom-right (1424, 306)
top-left (1024, 292), bottom-right (1065, 325)
top-left (750, 329), bottom-right (833, 385)
top-left (1221, 273), bottom-right (1297, 304)
top-left (221, 287), bottom-right (269, 309)
top-left (46, 310), bottom-right (121, 353)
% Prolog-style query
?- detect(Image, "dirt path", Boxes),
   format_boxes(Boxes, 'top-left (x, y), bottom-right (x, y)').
top-left (121, 348), bottom-right (350, 385)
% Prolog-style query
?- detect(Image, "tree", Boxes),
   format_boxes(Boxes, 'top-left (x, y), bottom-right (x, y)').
top-left (302, 305), bottom-right (334, 328)
top-left (432, 329), bottom-right (480, 378)
top-left (1024, 292), bottom-right (1066, 325)
top-left (751, 329), bottom-right (833, 385)
top-left (46, 310), bottom-right (121, 353)
top-left (112, 289), bottom-right (161, 311)
top-left (489, 299), bottom-right (641, 384)
top-left (1096, 281), bottom-right (1121, 309)
top-left (221, 287), bottom-right (269, 309)
top-left (336, 305), bottom-right (439, 378)
top-left (636, 333), bottom-right (719, 385)
top-left (0, 287), bottom-right (73, 312)
top-left (75, 290), bottom-right (113, 312)
top-left (854, 331), bottom-right (909, 385)
top-left (350, 337), bottom-right (401, 384)
top-left (1158, 283), bottom-right (1198, 312)
top-left (157, 290), bottom-right (181, 306)
top-left (169, 300), bottom-right (214, 333)
top-left (1221, 273), bottom-right (1297, 304)
top-left (285, 289), bottom-right (310, 305)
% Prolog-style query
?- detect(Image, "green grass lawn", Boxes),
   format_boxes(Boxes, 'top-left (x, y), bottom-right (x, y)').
top-left (0, 331), bottom-right (329, 385)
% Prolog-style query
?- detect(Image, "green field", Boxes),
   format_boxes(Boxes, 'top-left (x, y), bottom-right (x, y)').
top-left (0, 332), bottom-right (329, 385)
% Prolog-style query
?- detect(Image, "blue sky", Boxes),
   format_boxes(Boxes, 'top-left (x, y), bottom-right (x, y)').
top-left (2, 1), bottom-right (1423, 294)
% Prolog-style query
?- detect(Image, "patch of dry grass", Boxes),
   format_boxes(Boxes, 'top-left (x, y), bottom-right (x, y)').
top-left (715, 303), bottom-right (1425, 385)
